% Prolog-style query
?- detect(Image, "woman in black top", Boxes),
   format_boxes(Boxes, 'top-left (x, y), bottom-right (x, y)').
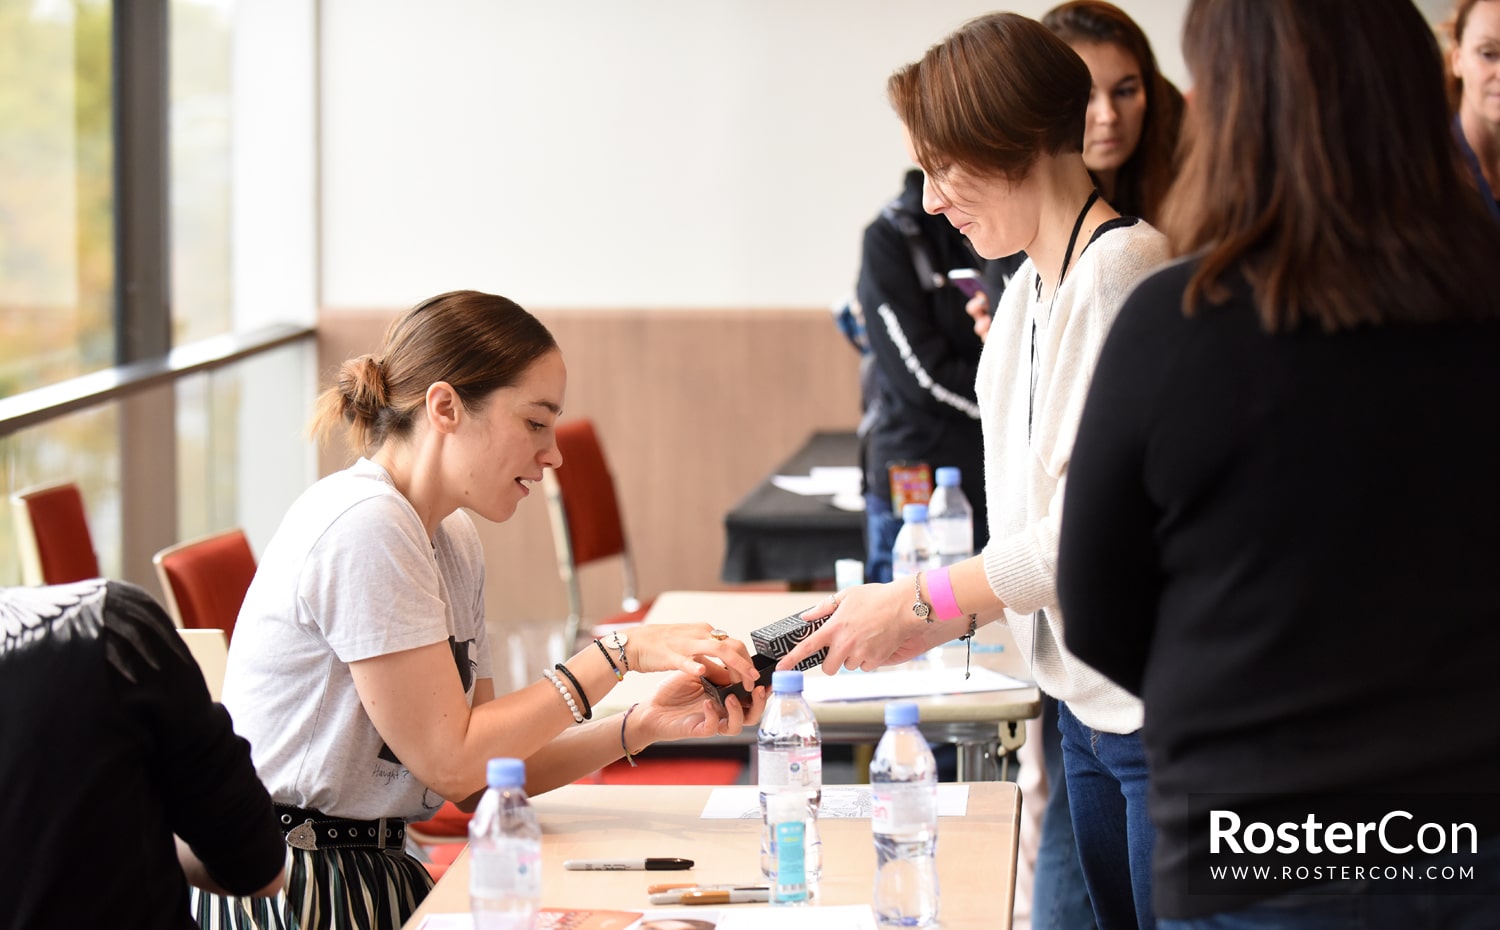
top-left (0, 580), bottom-right (285, 929)
top-left (1058, 0), bottom-right (1500, 925)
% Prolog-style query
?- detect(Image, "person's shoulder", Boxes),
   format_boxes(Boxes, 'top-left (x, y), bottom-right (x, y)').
top-left (1090, 218), bottom-right (1170, 269)
top-left (1110, 255), bottom-right (1208, 343)
top-left (436, 508), bottom-right (484, 565)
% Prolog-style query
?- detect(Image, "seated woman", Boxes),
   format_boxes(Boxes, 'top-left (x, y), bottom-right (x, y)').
top-left (195, 289), bottom-right (767, 930)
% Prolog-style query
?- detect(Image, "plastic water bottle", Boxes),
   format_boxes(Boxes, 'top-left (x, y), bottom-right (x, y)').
top-left (871, 702), bottom-right (940, 927)
top-left (769, 790), bottom-right (811, 905)
top-left (469, 758), bottom-right (542, 930)
top-left (758, 670), bottom-right (822, 885)
top-left (927, 467), bottom-right (973, 567)
top-left (891, 503), bottom-right (939, 579)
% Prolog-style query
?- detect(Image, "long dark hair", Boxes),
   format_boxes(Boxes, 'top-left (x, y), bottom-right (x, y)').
top-left (1161, 0), bottom-right (1500, 331)
top-left (1042, 1), bottom-right (1184, 223)
top-left (311, 290), bottom-right (558, 454)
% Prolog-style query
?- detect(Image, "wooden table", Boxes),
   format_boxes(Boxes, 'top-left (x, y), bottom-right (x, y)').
top-left (720, 431), bottom-right (865, 586)
top-left (403, 782), bottom-right (1021, 929)
top-left (596, 591), bottom-right (1041, 781)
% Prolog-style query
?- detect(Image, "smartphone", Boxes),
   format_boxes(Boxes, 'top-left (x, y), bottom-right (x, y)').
top-left (947, 268), bottom-right (988, 301)
top-left (704, 653), bottom-right (778, 710)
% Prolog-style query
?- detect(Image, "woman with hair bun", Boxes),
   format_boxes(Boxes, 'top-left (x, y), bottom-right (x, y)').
top-left (196, 290), bottom-right (767, 930)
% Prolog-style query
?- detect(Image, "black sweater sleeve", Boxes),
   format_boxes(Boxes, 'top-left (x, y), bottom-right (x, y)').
top-left (103, 582), bottom-right (286, 895)
top-left (1057, 265), bottom-right (1187, 696)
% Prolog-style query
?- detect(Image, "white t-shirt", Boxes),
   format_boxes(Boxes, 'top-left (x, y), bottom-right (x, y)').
top-left (223, 458), bottom-right (493, 821)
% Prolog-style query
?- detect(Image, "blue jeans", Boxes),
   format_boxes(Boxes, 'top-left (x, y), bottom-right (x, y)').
top-left (864, 491), bottom-right (900, 583)
top-left (1059, 701), bottom-right (1156, 930)
top-left (1158, 836), bottom-right (1500, 930)
top-left (1035, 695), bottom-right (1098, 930)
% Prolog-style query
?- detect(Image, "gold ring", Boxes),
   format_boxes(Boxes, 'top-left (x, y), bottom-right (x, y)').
top-left (710, 628), bottom-right (729, 641)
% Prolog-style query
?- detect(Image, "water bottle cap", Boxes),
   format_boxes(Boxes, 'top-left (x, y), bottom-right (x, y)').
top-left (771, 669), bottom-right (805, 693)
top-left (901, 503), bottom-right (929, 523)
top-left (486, 757), bottom-right (525, 788)
top-left (935, 466), bottom-right (961, 487)
top-left (885, 701), bottom-right (920, 726)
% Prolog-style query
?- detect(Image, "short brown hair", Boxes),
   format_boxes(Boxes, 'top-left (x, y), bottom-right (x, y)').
top-left (311, 290), bottom-right (558, 454)
top-left (1161, 0), bottom-right (1500, 331)
top-left (888, 13), bottom-right (1091, 185)
top-left (1042, 1), bottom-right (1185, 223)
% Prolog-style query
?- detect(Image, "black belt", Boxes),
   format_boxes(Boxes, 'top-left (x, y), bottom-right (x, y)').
top-left (274, 803), bottom-right (407, 852)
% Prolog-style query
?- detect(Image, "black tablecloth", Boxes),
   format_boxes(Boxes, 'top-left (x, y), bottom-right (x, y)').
top-left (720, 430), bottom-right (865, 585)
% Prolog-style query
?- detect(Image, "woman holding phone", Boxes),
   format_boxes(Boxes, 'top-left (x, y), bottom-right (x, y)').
top-left (196, 290), bottom-right (767, 930)
top-left (782, 15), bottom-right (1169, 929)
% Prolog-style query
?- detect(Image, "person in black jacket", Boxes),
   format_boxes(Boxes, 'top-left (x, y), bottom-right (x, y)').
top-left (0, 579), bottom-right (285, 929)
top-left (856, 167), bottom-right (1018, 582)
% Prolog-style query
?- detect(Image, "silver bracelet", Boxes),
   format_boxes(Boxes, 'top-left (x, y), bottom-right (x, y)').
top-left (543, 668), bottom-right (585, 723)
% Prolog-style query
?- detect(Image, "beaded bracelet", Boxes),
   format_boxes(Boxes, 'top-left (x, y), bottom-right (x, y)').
top-left (542, 668), bottom-right (585, 723)
top-left (553, 662), bottom-right (593, 720)
top-left (610, 630), bottom-right (630, 673)
top-left (594, 637), bottom-right (624, 681)
top-left (620, 702), bottom-right (640, 767)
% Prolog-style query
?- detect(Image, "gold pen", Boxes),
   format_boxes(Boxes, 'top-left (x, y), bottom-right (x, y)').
top-left (648, 887), bottom-right (771, 906)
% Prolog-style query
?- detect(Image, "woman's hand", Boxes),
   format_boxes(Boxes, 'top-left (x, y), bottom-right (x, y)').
top-left (776, 582), bottom-right (929, 675)
top-left (633, 670), bottom-right (769, 744)
top-left (624, 623), bottom-right (760, 685)
top-left (966, 292), bottom-right (991, 342)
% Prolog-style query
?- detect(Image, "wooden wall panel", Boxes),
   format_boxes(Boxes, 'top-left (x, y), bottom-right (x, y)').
top-left (316, 307), bottom-right (862, 655)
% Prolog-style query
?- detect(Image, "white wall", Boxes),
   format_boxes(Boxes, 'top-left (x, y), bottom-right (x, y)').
top-left (320, 0), bottom-right (1191, 312)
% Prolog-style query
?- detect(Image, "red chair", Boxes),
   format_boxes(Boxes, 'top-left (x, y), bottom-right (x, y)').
top-left (152, 528), bottom-right (257, 641)
top-left (10, 481), bottom-right (100, 585)
top-left (542, 420), bottom-right (654, 649)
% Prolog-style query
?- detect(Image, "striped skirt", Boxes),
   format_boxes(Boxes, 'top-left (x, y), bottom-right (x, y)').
top-left (193, 846), bottom-right (434, 930)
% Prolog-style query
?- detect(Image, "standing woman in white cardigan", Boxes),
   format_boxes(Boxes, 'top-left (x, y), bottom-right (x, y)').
top-left (781, 14), bottom-right (1168, 929)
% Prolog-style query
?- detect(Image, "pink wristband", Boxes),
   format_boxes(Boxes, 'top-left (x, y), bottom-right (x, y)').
top-left (925, 566), bottom-right (964, 621)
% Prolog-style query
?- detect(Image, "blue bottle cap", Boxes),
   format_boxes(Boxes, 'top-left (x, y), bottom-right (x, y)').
top-left (486, 757), bottom-right (525, 788)
top-left (901, 503), bottom-right (929, 523)
top-left (885, 701), bottom-right (920, 726)
top-left (935, 466), bottom-right (961, 487)
top-left (771, 670), bottom-right (805, 693)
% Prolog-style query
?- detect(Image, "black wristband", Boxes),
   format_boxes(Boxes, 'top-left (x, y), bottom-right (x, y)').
top-left (594, 637), bottom-right (623, 681)
top-left (554, 662), bottom-right (593, 720)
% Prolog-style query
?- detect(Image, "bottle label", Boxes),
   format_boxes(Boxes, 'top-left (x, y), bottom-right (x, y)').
top-left (758, 746), bottom-right (822, 790)
top-left (872, 783), bottom-right (937, 834)
top-left (774, 821), bottom-right (808, 902)
top-left (469, 837), bottom-right (541, 899)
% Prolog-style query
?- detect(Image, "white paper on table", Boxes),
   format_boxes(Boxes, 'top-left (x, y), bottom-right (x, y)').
top-left (624, 905), bottom-right (877, 929)
top-left (801, 665), bottom-right (1029, 703)
top-left (770, 466), bottom-right (862, 497)
top-left (418, 916), bottom-right (471, 930)
top-left (700, 784), bottom-right (969, 820)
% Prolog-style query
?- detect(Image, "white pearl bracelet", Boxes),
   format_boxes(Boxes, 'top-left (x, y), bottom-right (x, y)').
top-left (543, 668), bottom-right (585, 723)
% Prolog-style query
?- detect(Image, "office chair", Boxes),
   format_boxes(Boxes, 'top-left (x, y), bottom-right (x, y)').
top-left (542, 419), bottom-right (653, 650)
top-left (153, 528), bottom-right (257, 641)
top-left (178, 628), bottom-right (230, 702)
top-left (10, 481), bottom-right (100, 585)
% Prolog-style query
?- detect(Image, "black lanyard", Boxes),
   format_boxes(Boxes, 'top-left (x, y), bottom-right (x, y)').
top-left (1028, 190), bottom-right (1099, 442)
